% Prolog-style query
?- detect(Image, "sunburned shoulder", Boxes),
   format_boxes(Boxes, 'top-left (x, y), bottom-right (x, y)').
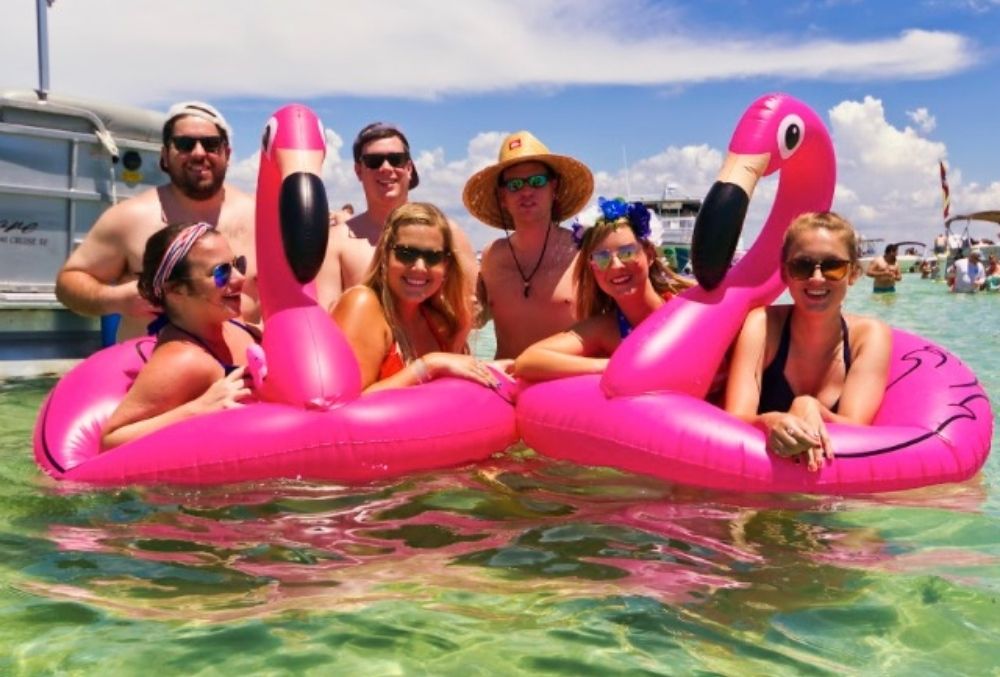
top-left (334, 285), bottom-right (382, 315)
top-left (104, 186), bottom-right (161, 222)
top-left (147, 339), bottom-right (222, 379)
top-left (845, 314), bottom-right (891, 343)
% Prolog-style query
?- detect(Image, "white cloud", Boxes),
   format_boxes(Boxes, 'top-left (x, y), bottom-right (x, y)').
top-left (906, 107), bottom-right (937, 133)
top-left (222, 96), bottom-right (995, 251)
top-left (1, 1), bottom-right (979, 104)
top-left (828, 96), bottom-right (997, 242)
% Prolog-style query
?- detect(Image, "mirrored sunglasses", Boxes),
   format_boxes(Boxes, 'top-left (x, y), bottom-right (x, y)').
top-left (590, 243), bottom-right (642, 270)
top-left (785, 257), bottom-right (851, 281)
top-left (502, 174), bottom-right (550, 193)
top-left (360, 152), bottom-right (410, 169)
top-left (170, 135), bottom-right (226, 153)
top-left (208, 256), bottom-right (247, 287)
top-left (391, 245), bottom-right (449, 267)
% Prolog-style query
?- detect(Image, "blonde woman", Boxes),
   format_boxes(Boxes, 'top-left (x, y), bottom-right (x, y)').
top-left (725, 211), bottom-right (892, 471)
top-left (332, 202), bottom-right (498, 393)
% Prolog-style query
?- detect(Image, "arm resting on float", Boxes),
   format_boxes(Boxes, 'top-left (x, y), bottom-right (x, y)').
top-left (819, 316), bottom-right (892, 425)
top-left (101, 349), bottom-right (250, 450)
top-left (514, 317), bottom-right (618, 382)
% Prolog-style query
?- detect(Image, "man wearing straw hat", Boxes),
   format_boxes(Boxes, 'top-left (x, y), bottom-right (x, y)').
top-left (317, 122), bottom-right (477, 313)
top-left (463, 131), bottom-right (594, 359)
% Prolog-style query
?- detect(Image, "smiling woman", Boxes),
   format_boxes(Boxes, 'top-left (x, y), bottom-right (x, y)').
top-left (100, 222), bottom-right (259, 450)
top-left (513, 197), bottom-right (692, 382)
top-left (724, 211), bottom-right (893, 471)
top-left (331, 202), bottom-right (501, 393)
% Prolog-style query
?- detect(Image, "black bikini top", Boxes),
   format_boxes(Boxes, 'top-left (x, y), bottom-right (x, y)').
top-left (757, 311), bottom-right (852, 414)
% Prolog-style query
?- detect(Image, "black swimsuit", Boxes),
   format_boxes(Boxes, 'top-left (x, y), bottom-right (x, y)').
top-left (757, 312), bottom-right (852, 414)
top-left (154, 319), bottom-right (258, 376)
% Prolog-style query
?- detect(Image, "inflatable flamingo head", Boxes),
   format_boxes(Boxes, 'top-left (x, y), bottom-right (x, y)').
top-left (256, 105), bottom-right (330, 286)
top-left (692, 93), bottom-right (836, 290)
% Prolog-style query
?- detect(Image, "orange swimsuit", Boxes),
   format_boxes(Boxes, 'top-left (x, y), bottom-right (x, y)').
top-left (378, 307), bottom-right (451, 380)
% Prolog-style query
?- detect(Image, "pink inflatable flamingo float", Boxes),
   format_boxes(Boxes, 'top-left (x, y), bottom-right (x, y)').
top-left (517, 93), bottom-right (992, 493)
top-left (33, 105), bottom-right (518, 485)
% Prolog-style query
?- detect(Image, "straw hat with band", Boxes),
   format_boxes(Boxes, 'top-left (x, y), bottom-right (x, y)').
top-left (463, 131), bottom-right (594, 229)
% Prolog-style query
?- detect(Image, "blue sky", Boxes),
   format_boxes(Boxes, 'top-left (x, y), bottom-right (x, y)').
top-left (4, 0), bottom-right (999, 248)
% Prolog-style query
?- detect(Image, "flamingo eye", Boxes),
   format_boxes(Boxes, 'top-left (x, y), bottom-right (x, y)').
top-left (261, 117), bottom-right (279, 157)
top-left (777, 114), bottom-right (804, 159)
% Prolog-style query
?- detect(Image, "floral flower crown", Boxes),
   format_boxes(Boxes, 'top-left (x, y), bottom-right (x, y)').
top-left (571, 197), bottom-right (658, 248)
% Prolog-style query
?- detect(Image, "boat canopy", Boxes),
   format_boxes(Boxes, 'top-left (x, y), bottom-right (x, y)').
top-left (1, 89), bottom-right (165, 145)
top-left (946, 211), bottom-right (1000, 227)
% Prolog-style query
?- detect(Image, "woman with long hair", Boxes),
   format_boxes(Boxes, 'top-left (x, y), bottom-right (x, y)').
top-left (102, 222), bottom-right (257, 449)
top-left (725, 211), bottom-right (892, 471)
top-left (514, 197), bottom-right (691, 381)
top-left (332, 202), bottom-right (498, 393)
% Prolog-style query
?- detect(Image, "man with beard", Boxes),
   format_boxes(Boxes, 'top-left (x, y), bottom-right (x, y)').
top-left (56, 102), bottom-right (257, 340)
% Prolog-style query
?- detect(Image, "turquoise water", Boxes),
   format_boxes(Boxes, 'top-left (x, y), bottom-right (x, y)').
top-left (2, 277), bottom-right (998, 675)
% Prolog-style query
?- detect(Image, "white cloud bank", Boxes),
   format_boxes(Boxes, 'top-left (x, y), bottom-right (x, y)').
top-left (2, 1), bottom-right (979, 104)
top-left (226, 96), bottom-right (1000, 249)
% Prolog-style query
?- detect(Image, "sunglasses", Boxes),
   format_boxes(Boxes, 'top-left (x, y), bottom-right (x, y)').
top-left (392, 245), bottom-right (449, 267)
top-left (170, 135), bottom-right (226, 153)
top-left (590, 243), bottom-right (642, 270)
top-left (502, 174), bottom-right (550, 193)
top-left (785, 257), bottom-right (851, 281)
top-left (360, 152), bottom-right (410, 169)
top-left (185, 255), bottom-right (247, 288)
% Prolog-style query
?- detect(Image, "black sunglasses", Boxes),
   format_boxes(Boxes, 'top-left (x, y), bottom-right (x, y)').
top-left (391, 245), bottom-right (449, 267)
top-left (184, 256), bottom-right (247, 288)
top-left (360, 152), bottom-right (410, 169)
top-left (785, 257), bottom-right (851, 281)
top-left (502, 174), bottom-right (550, 193)
top-left (170, 135), bottom-right (226, 153)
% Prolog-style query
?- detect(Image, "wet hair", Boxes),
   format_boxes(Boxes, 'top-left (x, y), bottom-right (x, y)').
top-left (574, 219), bottom-right (693, 320)
top-left (363, 202), bottom-right (469, 360)
top-left (137, 222), bottom-right (218, 310)
top-left (781, 211), bottom-right (860, 266)
top-left (883, 243), bottom-right (898, 256)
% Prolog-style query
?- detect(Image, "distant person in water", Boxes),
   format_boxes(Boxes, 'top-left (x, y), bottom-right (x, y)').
top-left (514, 198), bottom-right (691, 381)
top-left (331, 202), bottom-right (498, 393)
top-left (102, 223), bottom-right (258, 450)
top-left (866, 243), bottom-right (902, 293)
top-left (725, 212), bottom-right (892, 472)
top-left (983, 253), bottom-right (1000, 291)
top-left (947, 248), bottom-right (986, 293)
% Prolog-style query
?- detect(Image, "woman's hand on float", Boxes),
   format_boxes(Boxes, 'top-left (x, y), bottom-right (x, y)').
top-left (422, 353), bottom-right (500, 389)
top-left (191, 367), bottom-right (253, 414)
top-left (766, 403), bottom-right (831, 472)
top-left (768, 397), bottom-right (833, 471)
top-left (489, 359), bottom-right (516, 377)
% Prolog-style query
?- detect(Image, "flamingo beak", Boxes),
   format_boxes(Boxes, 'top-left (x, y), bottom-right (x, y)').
top-left (275, 149), bottom-right (329, 283)
top-left (691, 152), bottom-right (769, 290)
